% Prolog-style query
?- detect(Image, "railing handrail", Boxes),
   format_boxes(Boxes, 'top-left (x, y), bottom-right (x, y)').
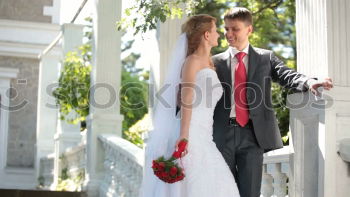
top-left (98, 134), bottom-right (144, 166)
top-left (62, 143), bottom-right (85, 157)
top-left (38, 0), bottom-right (89, 59)
top-left (263, 146), bottom-right (291, 164)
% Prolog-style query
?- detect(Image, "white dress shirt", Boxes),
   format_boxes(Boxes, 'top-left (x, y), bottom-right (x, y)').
top-left (229, 44), bottom-right (250, 118)
top-left (228, 44), bottom-right (320, 118)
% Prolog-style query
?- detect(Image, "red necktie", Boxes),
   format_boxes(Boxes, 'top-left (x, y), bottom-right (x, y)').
top-left (234, 52), bottom-right (249, 127)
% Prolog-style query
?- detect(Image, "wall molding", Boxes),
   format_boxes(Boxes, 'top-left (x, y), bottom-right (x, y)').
top-left (0, 19), bottom-right (61, 59)
top-left (0, 19), bottom-right (60, 31)
top-left (0, 41), bottom-right (61, 59)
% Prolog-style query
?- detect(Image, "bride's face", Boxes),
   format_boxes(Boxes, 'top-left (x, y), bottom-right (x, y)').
top-left (207, 22), bottom-right (220, 47)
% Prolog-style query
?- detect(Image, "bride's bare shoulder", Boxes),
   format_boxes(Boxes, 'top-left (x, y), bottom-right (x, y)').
top-left (183, 55), bottom-right (201, 74)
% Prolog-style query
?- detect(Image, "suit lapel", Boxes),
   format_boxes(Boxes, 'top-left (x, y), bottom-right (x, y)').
top-left (248, 46), bottom-right (259, 83)
top-left (216, 50), bottom-right (232, 109)
top-left (221, 49), bottom-right (232, 86)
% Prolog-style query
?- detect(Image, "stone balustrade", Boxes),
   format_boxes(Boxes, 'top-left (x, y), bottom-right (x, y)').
top-left (261, 146), bottom-right (290, 197)
top-left (338, 138), bottom-right (350, 163)
top-left (60, 144), bottom-right (86, 182)
top-left (39, 144), bottom-right (86, 191)
top-left (39, 154), bottom-right (55, 189)
top-left (98, 134), bottom-right (144, 197)
top-left (98, 133), bottom-right (291, 197)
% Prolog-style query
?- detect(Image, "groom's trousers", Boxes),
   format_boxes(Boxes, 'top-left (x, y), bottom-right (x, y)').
top-left (221, 119), bottom-right (264, 197)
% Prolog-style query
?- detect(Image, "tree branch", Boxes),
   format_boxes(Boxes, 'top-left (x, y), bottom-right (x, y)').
top-left (253, 0), bottom-right (284, 15)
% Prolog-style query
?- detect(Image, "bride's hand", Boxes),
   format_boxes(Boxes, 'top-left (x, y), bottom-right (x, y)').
top-left (175, 137), bottom-right (188, 157)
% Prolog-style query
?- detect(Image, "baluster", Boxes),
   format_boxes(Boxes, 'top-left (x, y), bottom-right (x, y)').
top-left (115, 151), bottom-right (124, 196)
top-left (99, 136), bottom-right (145, 197)
top-left (270, 163), bottom-right (288, 197)
top-left (261, 164), bottom-right (274, 197)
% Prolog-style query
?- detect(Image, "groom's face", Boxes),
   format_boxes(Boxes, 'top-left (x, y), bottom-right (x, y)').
top-left (224, 19), bottom-right (252, 49)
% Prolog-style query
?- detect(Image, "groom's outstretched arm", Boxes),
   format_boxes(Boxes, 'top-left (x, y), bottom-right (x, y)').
top-left (270, 52), bottom-right (333, 95)
top-left (270, 52), bottom-right (314, 92)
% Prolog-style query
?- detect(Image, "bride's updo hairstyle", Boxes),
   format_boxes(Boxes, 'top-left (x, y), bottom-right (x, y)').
top-left (182, 14), bottom-right (217, 57)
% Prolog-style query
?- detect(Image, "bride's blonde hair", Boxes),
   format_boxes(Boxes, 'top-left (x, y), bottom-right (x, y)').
top-left (182, 14), bottom-right (217, 60)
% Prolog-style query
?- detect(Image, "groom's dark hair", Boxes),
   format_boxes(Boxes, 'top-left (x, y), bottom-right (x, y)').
top-left (224, 7), bottom-right (253, 25)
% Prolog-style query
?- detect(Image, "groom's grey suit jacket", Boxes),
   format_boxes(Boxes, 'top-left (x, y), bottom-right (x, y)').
top-left (212, 46), bottom-right (310, 152)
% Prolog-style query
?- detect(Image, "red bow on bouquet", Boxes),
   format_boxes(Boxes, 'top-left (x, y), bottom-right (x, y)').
top-left (151, 139), bottom-right (188, 183)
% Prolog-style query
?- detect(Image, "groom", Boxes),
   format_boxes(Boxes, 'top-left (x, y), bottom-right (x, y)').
top-left (212, 7), bottom-right (333, 197)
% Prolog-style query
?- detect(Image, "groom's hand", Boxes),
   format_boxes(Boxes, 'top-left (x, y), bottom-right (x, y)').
top-left (308, 77), bottom-right (333, 96)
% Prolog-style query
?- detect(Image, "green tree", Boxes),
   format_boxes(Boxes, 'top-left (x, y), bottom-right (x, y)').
top-left (193, 1), bottom-right (229, 54)
top-left (120, 40), bottom-right (149, 134)
top-left (117, 0), bottom-right (203, 35)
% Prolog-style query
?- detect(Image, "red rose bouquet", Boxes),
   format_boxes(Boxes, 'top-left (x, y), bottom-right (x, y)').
top-left (151, 138), bottom-right (188, 183)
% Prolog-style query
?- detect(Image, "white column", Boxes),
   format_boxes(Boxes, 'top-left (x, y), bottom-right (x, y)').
top-left (55, 23), bottom-right (84, 150)
top-left (84, 0), bottom-right (123, 196)
top-left (155, 15), bottom-right (187, 88)
top-left (36, 47), bottom-right (61, 183)
top-left (149, 13), bottom-right (187, 130)
top-left (52, 23), bottom-right (84, 188)
top-left (290, 1), bottom-right (350, 197)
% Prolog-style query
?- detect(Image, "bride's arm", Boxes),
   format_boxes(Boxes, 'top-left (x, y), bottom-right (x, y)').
top-left (178, 57), bottom-right (200, 143)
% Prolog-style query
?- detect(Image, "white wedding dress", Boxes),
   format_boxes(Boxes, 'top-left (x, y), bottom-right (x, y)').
top-left (180, 67), bottom-right (240, 197)
top-left (139, 67), bottom-right (240, 197)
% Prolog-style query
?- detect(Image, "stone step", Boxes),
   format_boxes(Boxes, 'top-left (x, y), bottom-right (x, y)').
top-left (0, 189), bottom-right (84, 197)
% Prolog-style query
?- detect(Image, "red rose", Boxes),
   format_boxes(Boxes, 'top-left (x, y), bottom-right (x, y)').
top-left (177, 174), bottom-right (185, 181)
top-left (161, 171), bottom-right (168, 178)
top-left (177, 139), bottom-right (188, 152)
top-left (163, 176), bottom-right (172, 183)
top-left (172, 151), bottom-right (181, 159)
top-left (152, 141), bottom-right (187, 184)
top-left (169, 166), bottom-right (178, 176)
top-left (155, 171), bottom-right (162, 177)
top-left (152, 161), bottom-right (158, 169)
top-left (158, 162), bottom-right (165, 170)
top-left (172, 139), bottom-right (188, 159)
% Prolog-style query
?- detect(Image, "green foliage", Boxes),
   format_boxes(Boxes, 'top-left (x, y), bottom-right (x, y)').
top-left (120, 37), bottom-right (149, 134)
top-left (53, 46), bottom-right (92, 125)
top-left (120, 43), bottom-right (149, 145)
top-left (56, 155), bottom-right (85, 191)
top-left (193, 1), bottom-right (230, 54)
top-left (123, 113), bottom-right (151, 148)
top-left (120, 68), bottom-right (149, 134)
top-left (56, 168), bottom-right (85, 191)
top-left (124, 129), bottom-right (144, 148)
top-left (37, 176), bottom-right (45, 188)
top-left (117, 0), bottom-right (204, 35)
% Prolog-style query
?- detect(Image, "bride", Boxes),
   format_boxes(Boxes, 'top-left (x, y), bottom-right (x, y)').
top-left (139, 14), bottom-right (240, 197)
